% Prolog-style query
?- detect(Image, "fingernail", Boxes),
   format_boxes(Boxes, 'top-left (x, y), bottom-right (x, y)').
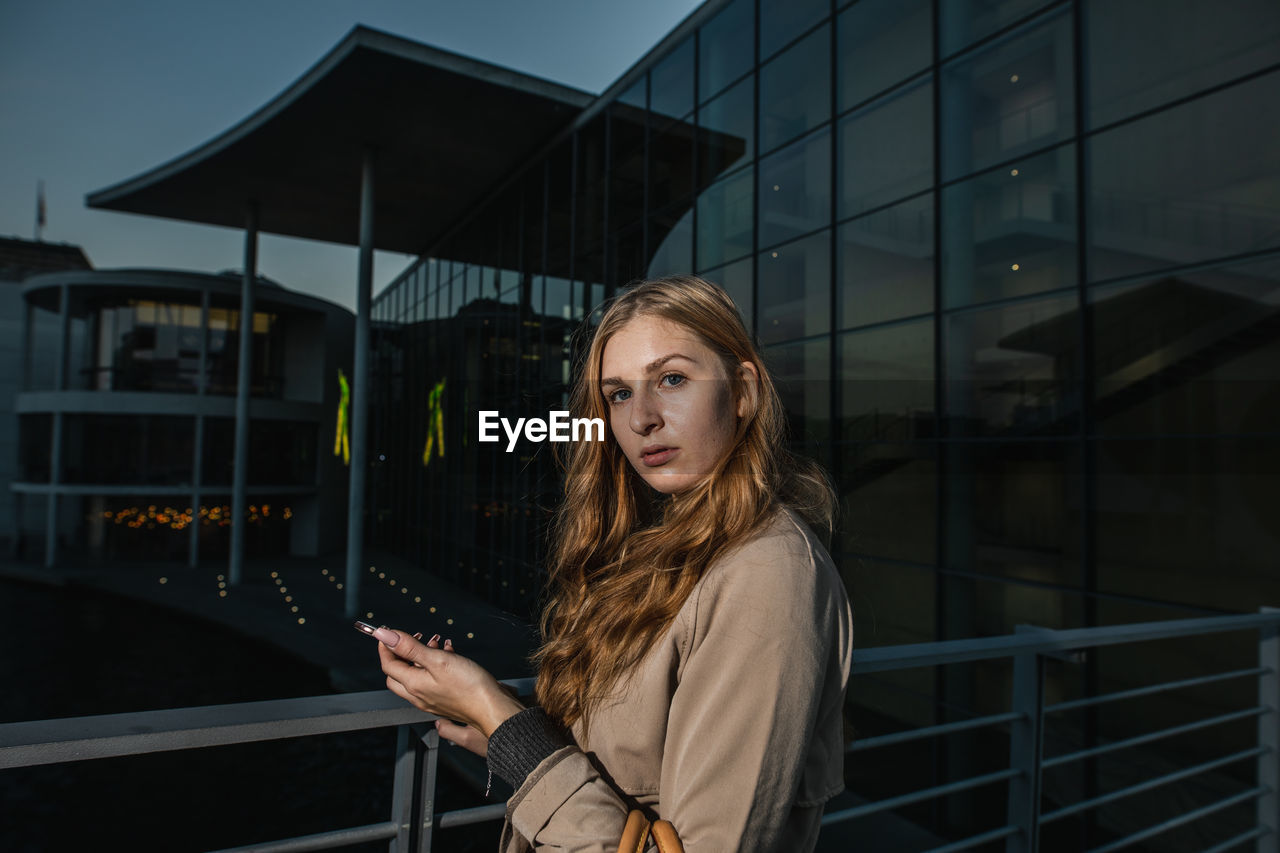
top-left (429, 633), bottom-right (441, 644)
top-left (412, 632), bottom-right (423, 640)
top-left (372, 627), bottom-right (400, 647)
top-left (444, 638), bottom-right (453, 650)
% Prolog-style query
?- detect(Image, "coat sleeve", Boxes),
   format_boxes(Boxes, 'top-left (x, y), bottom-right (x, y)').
top-left (657, 520), bottom-right (849, 851)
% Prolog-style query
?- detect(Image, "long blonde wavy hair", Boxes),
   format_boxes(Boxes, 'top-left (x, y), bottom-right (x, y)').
top-left (532, 275), bottom-right (835, 732)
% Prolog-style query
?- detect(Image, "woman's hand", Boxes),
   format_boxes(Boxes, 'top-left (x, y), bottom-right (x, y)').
top-left (373, 627), bottom-right (525, 744)
top-left (425, 635), bottom-right (491, 758)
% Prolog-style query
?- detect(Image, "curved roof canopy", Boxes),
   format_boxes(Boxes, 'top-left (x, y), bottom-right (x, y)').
top-left (87, 26), bottom-right (593, 254)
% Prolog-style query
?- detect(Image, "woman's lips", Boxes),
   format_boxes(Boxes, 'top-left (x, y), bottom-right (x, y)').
top-left (641, 446), bottom-right (677, 467)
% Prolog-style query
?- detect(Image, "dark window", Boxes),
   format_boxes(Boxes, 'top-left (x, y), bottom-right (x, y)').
top-left (760, 0), bottom-right (828, 61)
top-left (1088, 71), bottom-right (1280, 284)
top-left (939, 0), bottom-right (1057, 57)
top-left (943, 291), bottom-right (1081, 438)
top-left (941, 145), bottom-right (1078, 309)
top-left (758, 129), bottom-right (832, 250)
top-left (651, 38), bottom-right (695, 123)
top-left (839, 194), bottom-right (935, 330)
top-left (759, 24), bottom-right (831, 154)
top-left (698, 74), bottom-right (754, 188)
top-left (758, 229), bottom-right (831, 345)
top-left (698, 0), bottom-right (754, 102)
top-left (841, 318), bottom-right (936, 438)
top-left (838, 78), bottom-right (933, 219)
top-left (838, 0), bottom-right (932, 111)
top-left (696, 166), bottom-right (754, 271)
top-left (940, 9), bottom-right (1074, 181)
top-left (764, 336), bottom-right (831, 442)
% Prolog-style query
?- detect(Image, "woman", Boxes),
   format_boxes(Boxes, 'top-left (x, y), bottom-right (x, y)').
top-left (372, 275), bottom-right (853, 852)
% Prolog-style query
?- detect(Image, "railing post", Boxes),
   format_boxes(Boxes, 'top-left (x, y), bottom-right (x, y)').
top-left (1007, 625), bottom-right (1045, 853)
top-left (388, 723), bottom-right (440, 853)
top-left (1259, 606), bottom-right (1278, 853)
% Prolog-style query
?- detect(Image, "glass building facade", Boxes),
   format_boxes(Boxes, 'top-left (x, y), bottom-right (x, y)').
top-left (369, 0), bottom-right (1280, 846)
top-left (16, 270), bottom-right (354, 564)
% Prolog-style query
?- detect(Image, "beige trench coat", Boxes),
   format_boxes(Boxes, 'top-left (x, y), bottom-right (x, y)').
top-left (499, 507), bottom-right (854, 852)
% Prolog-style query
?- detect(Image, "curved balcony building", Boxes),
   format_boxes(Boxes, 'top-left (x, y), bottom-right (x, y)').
top-left (14, 268), bottom-right (354, 565)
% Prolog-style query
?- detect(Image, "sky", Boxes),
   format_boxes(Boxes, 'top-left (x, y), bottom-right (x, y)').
top-left (0, 0), bottom-right (705, 311)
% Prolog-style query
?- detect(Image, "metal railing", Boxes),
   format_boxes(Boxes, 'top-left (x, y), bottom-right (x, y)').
top-left (1, 613), bottom-right (1275, 852)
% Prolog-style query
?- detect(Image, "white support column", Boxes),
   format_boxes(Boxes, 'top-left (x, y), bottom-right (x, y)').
top-left (345, 148), bottom-right (375, 619)
top-left (229, 203), bottom-right (258, 586)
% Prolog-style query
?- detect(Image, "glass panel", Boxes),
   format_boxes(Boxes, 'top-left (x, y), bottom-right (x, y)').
top-left (838, 0), bottom-right (932, 111)
top-left (610, 101), bottom-right (647, 229)
top-left (698, 74), bottom-right (754, 188)
top-left (696, 166), bottom-right (754, 271)
top-left (838, 78), bottom-right (933, 218)
top-left (840, 318), bottom-right (935, 440)
top-left (617, 76), bottom-right (646, 110)
top-left (651, 38), bottom-right (695, 124)
top-left (1091, 257), bottom-right (1280, 436)
top-left (699, 0), bottom-right (754, 102)
top-left (249, 420), bottom-right (318, 485)
top-left (26, 297), bottom-right (60, 392)
top-left (764, 336), bottom-right (831, 442)
top-left (758, 229), bottom-right (831, 345)
top-left (697, 256), bottom-right (754, 332)
top-left (761, 0), bottom-right (829, 61)
top-left (940, 8), bottom-right (1074, 181)
top-left (759, 24), bottom-right (831, 154)
top-left (1088, 71), bottom-right (1280, 283)
top-left (941, 145), bottom-right (1077, 309)
top-left (758, 129), bottom-right (832, 250)
top-left (62, 414), bottom-right (195, 485)
top-left (1087, 0), bottom-right (1280, 128)
top-left (837, 444), bottom-right (937, 566)
top-left (839, 195), bottom-right (935, 329)
top-left (647, 205), bottom-right (694, 279)
top-left (576, 119), bottom-right (607, 253)
top-left (1096, 436), bottom-right (1280, 612)
top-left (610, 224), bottom-right (646, 289)
top-left (944, 291), bottom-right (1080, 438)
top-left (944, 440), bottom-right (1082, 589)
top-left (544, 277), bottom-right (574, 321)
top-left (939, 0), bottom-right (1057, 57)
top-left (649, 116), bottom-right (696, 212)
top-left (18, 414), bottom-right (52, 481)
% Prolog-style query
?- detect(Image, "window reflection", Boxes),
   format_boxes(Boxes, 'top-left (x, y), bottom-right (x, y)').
top-left (699, 0), bottom-right (754, 103)
top-left (696, 167), bottom-right (754, 271)
top-left (697, 256), bottom-right (754, 332)
top-left (758, 129), bottom-right (831, 250)
top-left (759, 25), bottom-right (831, 154)
top-left (838, 444), bottom-right (937, 567)
top-left (760, 0), bottom-right (828, 62)
top-left (939, 0), bottom-right (1057, 57)
top-left (838, 79), bottom-right (933, 219)
top-left (1088, 71), bottom-right (1280, 283)
top-left (647, 205), bottom-right (694, 279)
top-left (944, 291), bottom-right (1080, 437)
top-left (838, 0), bottom-right (932, 111)
top-left (841, 318), bottom-right (935, 439)
top-left (764, 336), bottom-right (831, 442)
top-left (942, 146), bottom-right (1077, 309)
top-left (839, 195), bottom-right (934, 329)
top-left (940, 9), bottom-right (1074, 181)
top-left (1091, 257), bottom-right (1280, 436)
top-left (651, 38), bottom-right (694, 124)
top-left (1087, 0), bottom-right (1280, 128)
top-left (62, 414), bottom-right (195, 485)
top-left (759, 230), bottom-right (831, 345)
top-left (698, 75), bottom-right (754, 188)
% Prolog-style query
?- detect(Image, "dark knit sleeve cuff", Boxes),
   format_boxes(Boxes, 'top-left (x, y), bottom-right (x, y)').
top-left (486, 706), bottom-right (571, 790)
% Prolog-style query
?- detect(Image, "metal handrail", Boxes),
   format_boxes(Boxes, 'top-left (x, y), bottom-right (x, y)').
top-left (2, 611), bottom-right (1277, 852)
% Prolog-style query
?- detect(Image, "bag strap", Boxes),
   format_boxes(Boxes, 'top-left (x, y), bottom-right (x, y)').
top-left (615, 810), bottom-right (685, 853)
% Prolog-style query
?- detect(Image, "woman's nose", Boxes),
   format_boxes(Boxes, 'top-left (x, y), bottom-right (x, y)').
top-left (628, 388), bottom-right (663, 435)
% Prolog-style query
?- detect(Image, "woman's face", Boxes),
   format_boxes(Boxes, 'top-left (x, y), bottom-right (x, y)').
top-left (600, 314), bottom-right (756, 495)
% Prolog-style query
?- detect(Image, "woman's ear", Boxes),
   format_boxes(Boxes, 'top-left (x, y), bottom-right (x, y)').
top-left (736, 360), bottom-right (760, 419)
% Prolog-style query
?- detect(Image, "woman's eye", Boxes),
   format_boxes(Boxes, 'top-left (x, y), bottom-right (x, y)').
top-left (608, 388), bottom-right (631, 404)
top-left (660, 374), bottom-right (686, 388)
